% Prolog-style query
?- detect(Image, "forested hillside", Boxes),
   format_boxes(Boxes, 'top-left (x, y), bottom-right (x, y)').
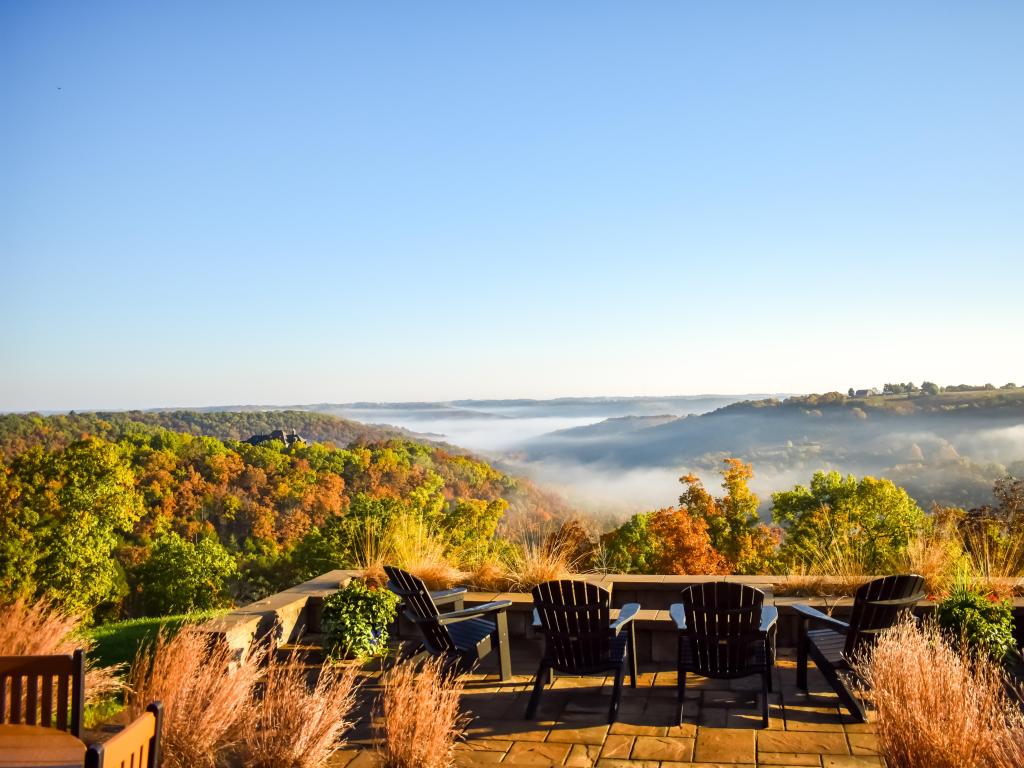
top-left (0, 411), bottom-right (568, 620)
top-left (0, 410), bottom-right (413, 461)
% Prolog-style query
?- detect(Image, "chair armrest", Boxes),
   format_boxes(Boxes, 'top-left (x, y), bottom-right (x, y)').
top-left (792, 603), bottom-right (849, 632)
top-left (610, 603), bottom-right (640, 631)
top-left (431, 587), bottom-right (467, 608)
top-left (669, 603), bottom-right (686, 631)
top-left (760, 605), bottom-right (779, 633)
top-left (532, 608), bottom-right (541, 628)
top-left (436, 600), bottom-right (512, 625)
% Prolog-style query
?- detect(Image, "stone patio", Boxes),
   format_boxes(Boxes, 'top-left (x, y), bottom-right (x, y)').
top-left (329, 648), bottom-right (880, 768)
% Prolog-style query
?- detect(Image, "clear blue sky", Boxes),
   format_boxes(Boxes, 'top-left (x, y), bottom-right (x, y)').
top-left (2, 2), bottom-right (1022, 411)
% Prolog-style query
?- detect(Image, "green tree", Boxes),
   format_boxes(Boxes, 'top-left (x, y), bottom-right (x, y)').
top-left (0, 462), bottom-right (38, 600)
top-left (135, 531), bottom-right (237, 615)
top-left (9, 439), bottom-right (143, 617)
top-left (771, 471), bottom-right (926, 573)
top-left (440, 498), bottom-right (507, 563)
top-left (921, 381), bottom-right (940, 396)
top-left (600, 512), bottom-right (659, 574)
top-left (284, 516), bottom-right (352, 583)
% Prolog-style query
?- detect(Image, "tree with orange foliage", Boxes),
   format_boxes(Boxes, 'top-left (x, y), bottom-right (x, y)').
top-left (647, 506), bottom-right (729, 575)
top-left (679, 459), bottom-right (780, 574)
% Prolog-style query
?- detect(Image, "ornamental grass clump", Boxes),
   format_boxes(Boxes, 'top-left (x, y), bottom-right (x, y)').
top-left (855, 618), bottom-right (1024, 768)
top-left (0, 596), bottom-right (122, 704)
top-left (125, 626), bottom-right (263, 768)
top-left (234, 650), bottom-right (360, 768)
top-left (375, 657), bottom-right (469, 768)
top-left (321, 579), bottom-right (400, 660)
top-left (388, 513), bottom-right (463, 589)
top-left (503, 538), bottom-right (574, 590)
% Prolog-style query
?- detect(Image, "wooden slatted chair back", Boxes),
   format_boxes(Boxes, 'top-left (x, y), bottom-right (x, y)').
top-left (844, 574), bottom-right (926, 657)
top-left (680, 582), bottom-right (765, 677)
top-left (384, 566), bottom-right (456, 653)
top-left (532, 580), bottom-right (612, 673)
top-left (0, 650), bottom-right (84, 737)
top-left (86, 702), bottom-right (163, 768)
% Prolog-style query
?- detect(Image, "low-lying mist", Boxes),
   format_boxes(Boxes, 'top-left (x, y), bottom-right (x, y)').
top-left (323, 395), bottom-right (1024, 525)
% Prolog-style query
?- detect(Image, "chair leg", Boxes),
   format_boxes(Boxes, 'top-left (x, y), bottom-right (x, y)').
top-left (796, 619), bottom-right (809, 690)
top-left (496, 611), bottom-right (512, 682)
top-left (761, 670), bottom-right (770, 728)
top-left (628, 624), bottom-right (638, 688)
top-left (831, 671), bottom-right (868, 724)
top-left (609, 664), bottom-right (624, 724)
top-left (677, 669), bottom-right (687, 725)
top-left (525, 661), bottom-right (549, 720)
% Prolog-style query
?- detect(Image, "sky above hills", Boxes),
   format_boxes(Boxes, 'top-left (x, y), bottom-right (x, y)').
top-left (2, 2), bottom-right (1022, 412)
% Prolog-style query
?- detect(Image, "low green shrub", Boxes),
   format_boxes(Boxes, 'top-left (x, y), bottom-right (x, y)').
top-left (321, 579), bottom-right (399, 660)
top-left (936, 581), bottom-right (1016, 661)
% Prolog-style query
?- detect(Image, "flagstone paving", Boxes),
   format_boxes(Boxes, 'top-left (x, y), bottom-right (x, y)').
top-left (331, 650), bottom-right (880, 767)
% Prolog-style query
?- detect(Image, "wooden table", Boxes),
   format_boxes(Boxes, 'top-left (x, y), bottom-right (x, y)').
top-left (0, 725), bottom-right (84, 767)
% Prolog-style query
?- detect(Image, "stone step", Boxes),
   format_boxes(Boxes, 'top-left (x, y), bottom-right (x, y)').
top-left (277, 633), bottom-right (329, 664)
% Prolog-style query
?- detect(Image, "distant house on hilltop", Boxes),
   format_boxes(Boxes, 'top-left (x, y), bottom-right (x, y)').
top-left (854, 388), bottom-right (879, 398)
top-left (244, 429), bottom-right (304, 447)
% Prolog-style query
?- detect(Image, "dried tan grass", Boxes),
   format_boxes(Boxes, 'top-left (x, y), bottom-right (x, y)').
top-left (902, 525), bottom-right (963, 597)
top-left (774, 574), bottom-right (868, 598)
top-left (125, 626), bottom-right (263, 768)
top-left (351, 517), bottom-right (394, 584)
top-left (234, 651), bottom-right (360, 768)
top-left (854, 619), bottom-right (1024, 768)
top-left (375, 657), bottom-right (469, 768)
top-left (961, 521), bottom-right (1024, 580)
top-left (463, 560), bottom-right (514, 592)
top-left (361, 562), bottom-right (388, 588)
top-left (0, 597), bottom-right (122, 703)
top-left (501, 531), bottom-right (582, 591)
top-left (388, 513), bottom-right (463, 589)
top-left (776, 534), bottom-right (872, 598)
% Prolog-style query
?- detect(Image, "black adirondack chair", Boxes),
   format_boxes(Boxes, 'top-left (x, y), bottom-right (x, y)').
top-left (384, 566), bottom-right (513, 681)
top-left (0, 650), bottom-right (85, 737)
top-left (526, 580), bottom-right (639, 724)
top-left (794, 573), bottom-right (926, 722)
top-left (671, 582), bottom-right (778, 727)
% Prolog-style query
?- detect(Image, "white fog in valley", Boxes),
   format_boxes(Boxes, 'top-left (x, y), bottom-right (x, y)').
top-left (301, 393), bottom-right (1024, 522)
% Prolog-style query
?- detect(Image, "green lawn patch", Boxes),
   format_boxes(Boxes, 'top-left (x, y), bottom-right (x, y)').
top-left (86, 609), bottom-right (226, 670)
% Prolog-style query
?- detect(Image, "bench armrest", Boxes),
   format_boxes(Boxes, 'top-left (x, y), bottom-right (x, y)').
top-left (436, 600), bottom-right (512, 625)
top-left (792, 603), bottom-right (849, 632)
top-left (610, 603), bottom-right (640, 631)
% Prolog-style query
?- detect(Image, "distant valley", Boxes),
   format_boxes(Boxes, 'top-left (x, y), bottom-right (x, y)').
top-left (185, 390), bottom-right (1024, 519)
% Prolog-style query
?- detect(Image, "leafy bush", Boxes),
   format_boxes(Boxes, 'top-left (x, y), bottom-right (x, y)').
top-left (936, 580), bottom-right (1016, 660)
top-left (134, 532), bottom-right (237, 615)
top-left (321, 579), bottom-right (399, 659)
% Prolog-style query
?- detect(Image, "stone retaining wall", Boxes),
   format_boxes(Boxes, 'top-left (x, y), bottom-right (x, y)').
top-left (201, 570), bottom-right (1024, 662)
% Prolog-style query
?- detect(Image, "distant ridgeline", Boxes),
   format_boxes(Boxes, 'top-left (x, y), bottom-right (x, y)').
top-left (524, 387), bottom-right (1024, 511)
top-left (0, 410), bottom-right (568, 621)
